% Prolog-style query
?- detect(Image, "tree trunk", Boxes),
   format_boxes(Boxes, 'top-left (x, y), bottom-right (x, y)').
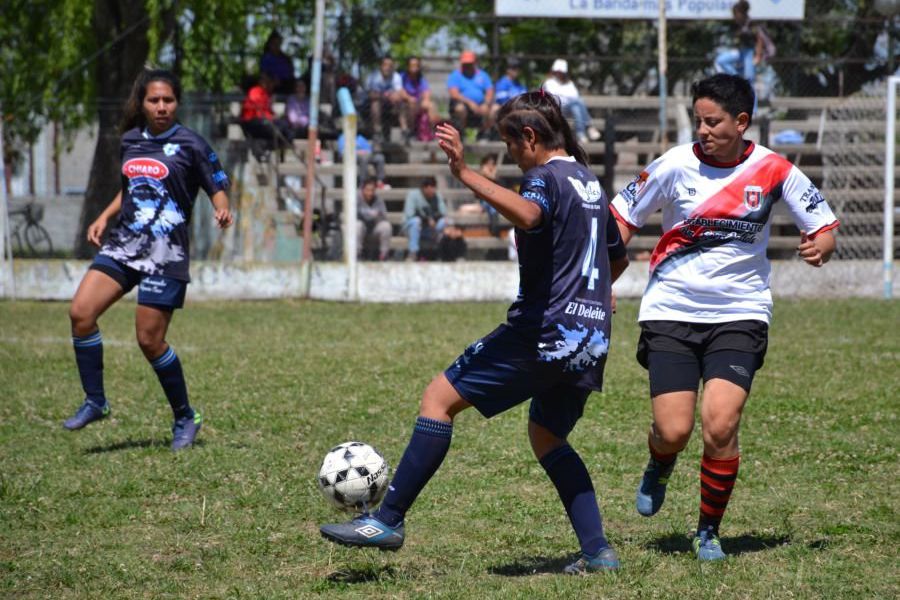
top-left (74, 0), bottom-right (150, 258)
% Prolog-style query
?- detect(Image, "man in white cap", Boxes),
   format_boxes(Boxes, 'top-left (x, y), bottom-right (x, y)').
top-left (542, 58), bottom-right (600, 144)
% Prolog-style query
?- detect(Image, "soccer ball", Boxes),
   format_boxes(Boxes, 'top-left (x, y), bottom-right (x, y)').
top-left (317, 441), bottom-right (390, 511)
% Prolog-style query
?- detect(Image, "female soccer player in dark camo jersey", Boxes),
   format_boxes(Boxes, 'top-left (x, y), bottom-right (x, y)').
top-left (62, 69), bottom-right (233, 450)
top-left (321, 91), bottom-right (630, 575)
top-left (610, 73), bottom-right (838, 561)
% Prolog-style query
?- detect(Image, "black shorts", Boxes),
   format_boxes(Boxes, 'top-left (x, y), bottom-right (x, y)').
top-left (637, 320), bottom-right (768, 396)
top-left (449, 100), bottom-right (484, 129)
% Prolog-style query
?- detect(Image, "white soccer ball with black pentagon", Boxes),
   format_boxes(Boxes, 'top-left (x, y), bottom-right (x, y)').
top-left (317, 441), bottom-right (390, 511)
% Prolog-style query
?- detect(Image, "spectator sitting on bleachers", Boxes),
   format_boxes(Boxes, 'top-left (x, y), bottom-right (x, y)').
top-left (356, 177), bottom-right (392, 261)
top-left (399, 56), bottom-right (441, 143)
top-left (456, 154), bottom-right (501, 236)
top-left (285, 79), bottom-right (310, 139)
top-left (365, 56), bottom-right (404, 144)
top-left (542, 58), bottom-right (600, 144)
top-left (240, 73), bottom-right (292, 150)
top-left (491, 57), bottom-right (527, 124)
top-left (338, 131), bottom-right (387, 189)
top-left (448, 50), bottom-right (494, 142)
top-left (260, 30), bottom-right (295, 95)
top-left (403, 176), bottom-right (447, 261)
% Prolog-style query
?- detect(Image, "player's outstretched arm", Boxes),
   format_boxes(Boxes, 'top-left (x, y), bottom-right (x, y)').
top-left (210, 190), bottom-right (234, 229)
top-left (435, 122), bottom-right (542, 230)
top-left (797, 229), bottom-right (835, 267)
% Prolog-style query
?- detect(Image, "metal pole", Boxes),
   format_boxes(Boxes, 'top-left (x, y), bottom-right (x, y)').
top-left (302, 0), bottom-right (325, 265)
top-left (0, 105), bottom-right (15, 299)
top-left (884, 76), bottom-right (898, 299)
top-left (658, 0), bottom-right (668, 152)
top-left (338, 88), bottom-right (358, 301)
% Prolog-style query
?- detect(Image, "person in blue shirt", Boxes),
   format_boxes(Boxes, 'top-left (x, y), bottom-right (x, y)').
top-left (494, 57), bottom-right (528, 105)
top-left (62, 69), bottom-right (233, 450)
top-left (447, 50), bottom-right (494, 140)
top-left (320, 91), bottom-right (630, 575)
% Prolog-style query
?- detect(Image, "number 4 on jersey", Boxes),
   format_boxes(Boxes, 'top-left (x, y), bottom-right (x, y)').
top-left (581, 217), bottom-right (600, 290)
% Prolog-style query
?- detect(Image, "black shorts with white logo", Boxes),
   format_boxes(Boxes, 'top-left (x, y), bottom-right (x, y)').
top-left (636, 320), bottom-right (768, 396)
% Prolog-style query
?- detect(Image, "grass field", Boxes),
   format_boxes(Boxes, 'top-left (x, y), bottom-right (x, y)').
top-left (1, 298), bottom-right (897, 599)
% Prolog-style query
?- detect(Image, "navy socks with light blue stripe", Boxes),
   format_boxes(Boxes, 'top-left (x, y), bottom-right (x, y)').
top-left (150, 346), bottom-right (194, 420)
top-left (374, 416), bottom-right (453, 527)
top-left (73, 330), bottom-right (106, 407)
top-left (539, 444), bottom-right (609, 556)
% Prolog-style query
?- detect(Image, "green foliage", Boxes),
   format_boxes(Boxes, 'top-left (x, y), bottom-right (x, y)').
top-left (0, 298), bottom-right (898, 597)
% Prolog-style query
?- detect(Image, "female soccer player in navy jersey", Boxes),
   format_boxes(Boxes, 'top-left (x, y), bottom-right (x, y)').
top-left (609, 74), bottom-right (838, 560)
top-left (63, 69), bottom-right (233, 450)
top-left (321, 91), bottom-right (630, 574)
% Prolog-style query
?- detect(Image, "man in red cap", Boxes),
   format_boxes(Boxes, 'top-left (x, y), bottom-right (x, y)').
top-left (447, 50), bottom-right (494, 140)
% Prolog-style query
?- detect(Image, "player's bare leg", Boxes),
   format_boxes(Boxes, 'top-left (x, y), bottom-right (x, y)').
top-left (63, 270), bottom-right (124, 430)
top-left (636, 391), bottom-right (696, 516)
top-left (321, 374), bottom-right (470, 550)
top-left (137, 305), bottom-right (200, 450)
top-left (530, 421), bottom-right (619, 574)
top-left (692, 379), bottom-right (749, 560)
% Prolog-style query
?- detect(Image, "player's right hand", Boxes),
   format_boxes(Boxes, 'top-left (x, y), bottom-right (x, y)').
top-left (87, 218), bottom-right (107, 247)
top-left (435, 122), bottom-right (465, 178)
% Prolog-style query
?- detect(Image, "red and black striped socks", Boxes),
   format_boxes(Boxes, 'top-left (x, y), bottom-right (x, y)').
top-left (698, 454), bottom-right (740, 533)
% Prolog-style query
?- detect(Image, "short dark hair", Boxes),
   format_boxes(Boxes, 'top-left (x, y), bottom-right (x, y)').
top-left (361, 176), bottom-right (378, 188)
top-left (691, 74), bottom-right (755, 126)
top-left (421, 176), bottom-right (437, 187)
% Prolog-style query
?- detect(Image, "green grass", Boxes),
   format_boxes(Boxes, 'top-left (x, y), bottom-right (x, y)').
top-left (1, 298), bottom-right (898, 599)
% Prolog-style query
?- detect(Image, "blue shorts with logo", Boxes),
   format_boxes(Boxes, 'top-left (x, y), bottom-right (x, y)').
top-left (444, 324), bottom-right (601, 439)
top-left (90, 254), bottom-right (187, 310)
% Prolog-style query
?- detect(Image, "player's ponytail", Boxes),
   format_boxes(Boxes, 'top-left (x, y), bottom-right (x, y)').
top-left (120, 68), bottom-right (183, 134)
top-left (495, 90), bottom-right (589, 166)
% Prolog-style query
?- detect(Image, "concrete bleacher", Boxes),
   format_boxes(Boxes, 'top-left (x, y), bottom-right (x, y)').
top-left (228, 94), bottom-right (848, 260)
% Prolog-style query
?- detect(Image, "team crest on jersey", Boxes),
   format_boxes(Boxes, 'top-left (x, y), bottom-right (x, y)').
top-left (163, 143), bottom-right (180, 156)
top-left (621, 171), bottom-right (649, 206)
top-left (743, 185), bottom-right (763, 210)
top-left (568, 177), bottom-right (603, 203)
top-left (122, 158), bottom-right (169, 180)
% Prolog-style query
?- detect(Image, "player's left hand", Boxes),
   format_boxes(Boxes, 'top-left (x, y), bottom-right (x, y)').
top-left (435, 122), bottom-right (466, 178)
top-left (214, 207), bottom-right (234, 229)
top-left (797, 230), bottom-right (823, 267)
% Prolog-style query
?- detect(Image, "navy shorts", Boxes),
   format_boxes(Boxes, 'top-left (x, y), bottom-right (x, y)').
top-left (637, 320), bottom-right (768, 396)
top-left (444, 324), bottom-right (596, 439)
top-left (90, 254), bottom-right (187, 310)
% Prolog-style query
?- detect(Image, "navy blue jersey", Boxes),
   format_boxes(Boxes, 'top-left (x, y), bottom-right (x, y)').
top-left (100, 124), bottom-right (230, 281)
top-left (507, 156), bottom-right (625, 389)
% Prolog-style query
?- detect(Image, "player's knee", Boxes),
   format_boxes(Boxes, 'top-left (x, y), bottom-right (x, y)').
top-left (654, 419), bottom-right (693, 449)
top-left (135, 326), bottom-right (164, 356)
top-left (69, 302), bottom-right (96, 335)
top-left (528, 420), bottom-right (564, 460)
top-left (702, 417), bottom-right (739, 451)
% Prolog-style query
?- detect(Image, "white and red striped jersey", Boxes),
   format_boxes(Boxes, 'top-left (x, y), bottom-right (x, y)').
top-left (611, 142), bottom-right (838, 324)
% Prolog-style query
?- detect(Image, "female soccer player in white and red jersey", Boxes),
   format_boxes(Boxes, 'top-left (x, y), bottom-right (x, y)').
top-left (321, 91), bottom-right (630, 574)
top-left (63, 69), bottom-right (233, 450)
top-left (610, 74), bottom-right (838, 561)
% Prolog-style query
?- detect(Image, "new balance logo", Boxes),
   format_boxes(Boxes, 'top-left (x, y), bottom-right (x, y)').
top-left (730, 365), bottom-right (750, 377)
top-left (355, 524), bottom-right (385, 538)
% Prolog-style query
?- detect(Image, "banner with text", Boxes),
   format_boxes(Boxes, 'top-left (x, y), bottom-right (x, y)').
top-left (495, 0), bottom-right (805, 20)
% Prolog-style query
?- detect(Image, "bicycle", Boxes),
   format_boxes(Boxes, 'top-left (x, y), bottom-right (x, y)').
top-left (9, 202), bottom-right (53, 256)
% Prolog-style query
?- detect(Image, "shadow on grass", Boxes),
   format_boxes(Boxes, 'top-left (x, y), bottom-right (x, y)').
top-left (646, 532), bottom-right (792, 556)
top-left (84, 438), bottom-right (205, 454)
top-left (326, 564), bottom-right (396, 584)
top-left (488, 555), bottom-right (574, 576)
